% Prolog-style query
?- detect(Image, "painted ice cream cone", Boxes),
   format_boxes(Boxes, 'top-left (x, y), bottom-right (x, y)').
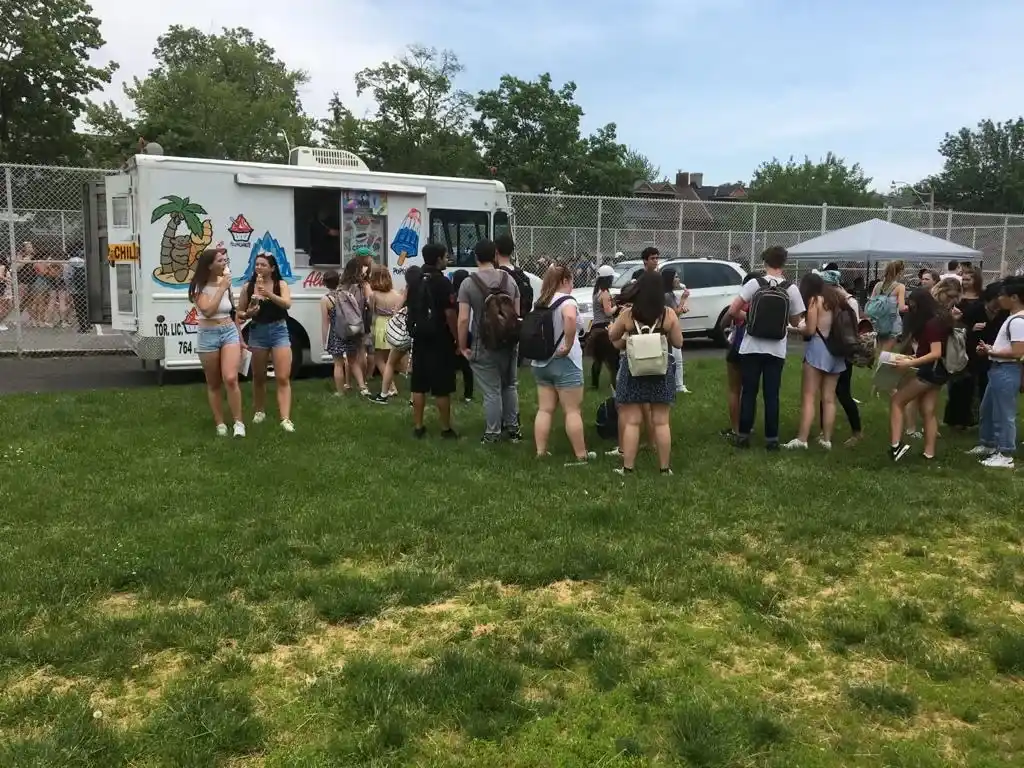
top-left (398, 251), bottom-right (408, 265)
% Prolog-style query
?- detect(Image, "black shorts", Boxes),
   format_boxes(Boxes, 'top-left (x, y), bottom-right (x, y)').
top-left (410, 343), bottom-right (457, 397)
top-left (916, 362), bottom-right (949, 387)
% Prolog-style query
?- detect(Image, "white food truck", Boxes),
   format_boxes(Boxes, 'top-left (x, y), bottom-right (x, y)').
top-left (88, 148), bottom-right (538, 381)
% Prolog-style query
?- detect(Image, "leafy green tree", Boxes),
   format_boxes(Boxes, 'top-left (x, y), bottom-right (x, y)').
top-left (0, 0), bottom-right (116, 164)
top-left (747, 153), bottom-right (882, 207)
top-left (86, 26), bottom-right (313, 163)
top-left (623, 148), bottom-right (662, 185)
top-left (342, 45), bottom-right (480, 176)
top-left (929, 118), bottom-right (1024, 214)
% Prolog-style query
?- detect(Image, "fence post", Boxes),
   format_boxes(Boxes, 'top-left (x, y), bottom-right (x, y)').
top-left (676, 201), bottom-right (684, 259)
top-left (1000, 215), bottom-right (1009, 276)
top-left (886, 205), bottom-right (893, 223)
top-left (726, 229), bottom-right (733, 257)
top-left (60, 211), bottom-right (67, 254)
top-left (613, 230), bottom-right (618, 255)
top-left (595, 198), bottom-right (603, 266)
top-left (750, 203), bottom-right (758, 262)
top-left (945, 208), bottom-right (953, 241)
top-left (572, 228), bottom-right (578, 260)
top-left (529, 227), bottom-right (534, 259)
top-left (5, 167), bottom-right (22, 356)
top-left (820, 203), bottom-right (828, 234)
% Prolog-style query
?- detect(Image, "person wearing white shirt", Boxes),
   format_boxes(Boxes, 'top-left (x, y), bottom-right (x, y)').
top-left (967, 277), bottom-right (1024, 468)
top-left (726, 246), bottom-right (806, 449)
top-left (939, 260), bottom-right (963, 284)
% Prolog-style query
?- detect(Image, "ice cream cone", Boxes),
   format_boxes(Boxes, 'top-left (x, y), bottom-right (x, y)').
top-left (398, 251), bottom-right (408, 265)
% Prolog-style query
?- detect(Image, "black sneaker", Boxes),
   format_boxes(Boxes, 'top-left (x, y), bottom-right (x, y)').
top-left (480, 434), bottom-right (501, 445)
top-left (719, 429), bottom-right (736, 439)
top-left (890, 444), bottom-right (910, 462)
top-left (765, 442), bottom-right (780, 452)
top-left (506, 429), bottom-right (523, 444)
top-left (413, 426), bottom-right (427, 439)
top-left (731, 434), bottom-right (751, 449)
top-left (369, 394), bottom-right (389, 405)
top-left (441, 429), bottom-right (459, 440)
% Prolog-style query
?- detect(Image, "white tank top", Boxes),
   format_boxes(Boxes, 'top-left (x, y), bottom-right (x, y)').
top-left (201, 285), bottom-right (232, 320)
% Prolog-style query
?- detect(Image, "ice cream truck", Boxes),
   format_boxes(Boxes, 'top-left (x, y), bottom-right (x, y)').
top-left (89, 148), bottom-right (537, 381)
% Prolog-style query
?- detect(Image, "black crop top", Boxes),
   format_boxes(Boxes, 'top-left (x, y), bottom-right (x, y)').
top-left (248, 279), bottom-right (288, 324)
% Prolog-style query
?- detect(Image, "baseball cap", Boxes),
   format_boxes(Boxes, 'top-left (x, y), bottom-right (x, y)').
top-left (614, 251), bottom-right (624, 259)
top-left (597, 264), bottom-right (616, 278)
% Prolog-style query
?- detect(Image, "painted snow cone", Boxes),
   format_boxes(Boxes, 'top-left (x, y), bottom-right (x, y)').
top-left (390, 208), bottom-right (421, 265)
top-left (228, 214), bottom-right (254, 245)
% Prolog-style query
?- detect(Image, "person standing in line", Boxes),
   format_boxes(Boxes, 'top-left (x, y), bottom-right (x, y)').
top-left (407, 243), bottom-right (459, 439)
top-left (727, 246), bottom-right (806, 450)
top-left (818, 268), bottom-right (863, 445)
top-left (64, 245), bottom-right (91, 333)
top-left (864, 260), bottom-right (907, 353)
top-left (449, 269), bottom-right (475, 404)
top-left (630, 246), bottom-right (660, 281)
top-left (530, 263), bottom-right (595, 465)
top-left (320, 271), bottom-right (348, 395)
top-left (494, 233), bottom-right (533, 369)
top-left (967, 277), bottom-right (1024, 469)
top-left (457, 238), bottom-right (522, 444)
top-left (662, 267), bottom-right (691, 394)
top-left (945, 267), bottom-right (985, 429)
top-left (607, 271), bottom-right (684, 475)
top-left (586, 264), bottom-right (620, 390)
top-left (939, 259), bottom-right (964, 284)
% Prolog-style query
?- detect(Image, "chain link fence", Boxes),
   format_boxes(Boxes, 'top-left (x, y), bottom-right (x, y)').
top-left (4, 163), bottom-right (1024, 357)
top-left (1, 163), bottom-right (125, 357)
top-left (506, 193), bottom-right (1024, 285)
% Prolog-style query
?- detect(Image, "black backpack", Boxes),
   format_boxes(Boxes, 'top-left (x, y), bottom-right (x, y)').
top-left (406, 276), bottom-right (438, 341)
top-left (596, 396), bottom-right (618, 440)
top-left (746, 277), bottom-right (792, 340)
top-left (519, 296), bottom-right (571, 361)
top-left (821, 304), bottom-right (873, 367)
top-left (500, 265), bottom-right (534, 317)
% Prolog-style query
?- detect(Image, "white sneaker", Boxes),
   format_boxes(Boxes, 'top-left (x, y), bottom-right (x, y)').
top-left (0, 323), bottom-right (8, 332)
top-left (281, 419), bottom-right (295, 433)
top-left (783, 439), bottom-right (808, 450)
top-left (252, 411), bottom-right (266, 424)
top-left (678, 386), bottom-right (691, 394)
top-left (605, 447), bottom-right (622, 457)
top-left (966, 445), bottom-right (995, 457)
top-left (817, 438), bottom-right (833, 451)
top-left (981, 453), bottom-right (1014, 469)
top-left (215, 423), bottom-right (228, 437)
top-left (906, 430), bottom-right (923, 440)
top-left (233, 421), bottom-right (246, 438)
top-left (565, 451), bottom-right (597, 467)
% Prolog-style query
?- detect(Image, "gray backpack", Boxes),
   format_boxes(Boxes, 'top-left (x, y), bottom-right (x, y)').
top-left (333, 287), bottom-right (364, 338)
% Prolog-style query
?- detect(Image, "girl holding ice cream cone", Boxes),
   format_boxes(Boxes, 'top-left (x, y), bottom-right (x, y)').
top-left (188, 247), bottom-right (246, 437)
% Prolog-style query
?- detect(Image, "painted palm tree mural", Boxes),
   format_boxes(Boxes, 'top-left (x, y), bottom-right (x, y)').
top-left (150, 196), bottom-right (214, 286)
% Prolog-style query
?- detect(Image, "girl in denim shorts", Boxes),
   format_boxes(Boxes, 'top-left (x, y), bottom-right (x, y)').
top-left (188, 248), bottom-right (245, 437)
top-left (238, 253), bottom-right (295, 432)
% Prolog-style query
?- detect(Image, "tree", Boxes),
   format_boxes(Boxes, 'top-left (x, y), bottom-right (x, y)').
top-left (623, 148), bottom-right (662, 185)
top-left (319, 96), bottom-right (364, 156)
top-left (929, 118), bottom-right (1024, 214)
top-left (86, 26), bottom-right (313, 163)
top-left (340, 45), bottom-right (480, 176)
top-left (746, 153), bottom-right (882, 207)
top-left (472, 74), bottom-right (585, 193)
top-left (0, 0), bottom-right (116, 164)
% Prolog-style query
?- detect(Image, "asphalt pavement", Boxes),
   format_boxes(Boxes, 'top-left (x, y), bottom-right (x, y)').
top-left (0, 340), bottom-right (734, 396)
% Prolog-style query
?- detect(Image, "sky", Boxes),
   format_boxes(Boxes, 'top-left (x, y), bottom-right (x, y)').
top-left (86, 0), bottom-right (1024, 191)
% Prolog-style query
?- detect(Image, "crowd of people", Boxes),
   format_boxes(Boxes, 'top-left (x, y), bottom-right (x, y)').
top-left (0, 241), bottom-right (90, 334)
top-left (187, 236), bottom-right (1024, 473)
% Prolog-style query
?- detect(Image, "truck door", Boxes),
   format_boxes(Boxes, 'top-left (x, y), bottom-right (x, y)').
top-left (104, 174), bottom-right (138, 332)
top-left (82, 180), bottom-right (111, 324)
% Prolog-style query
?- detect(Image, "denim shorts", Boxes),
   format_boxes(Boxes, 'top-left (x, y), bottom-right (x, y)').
top-left (197, 323), bottom-right (240, 353)
top-left (248, 320), bottom-right (290, 350)
top-left (532, 356), bottom-right (583, 389)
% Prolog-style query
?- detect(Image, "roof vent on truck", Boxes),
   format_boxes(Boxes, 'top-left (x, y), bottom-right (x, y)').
top-left (289, 147), bottom-right (369, 171)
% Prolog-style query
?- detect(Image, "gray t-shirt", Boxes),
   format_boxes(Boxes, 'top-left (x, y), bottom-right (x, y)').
top-left (457, 268), bottom-right (520, 357)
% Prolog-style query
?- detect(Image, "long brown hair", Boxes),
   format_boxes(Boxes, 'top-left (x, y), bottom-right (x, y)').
top-left (537, 263), bottom-right (572, 307)
top-left (882, 260), bottom-right (905, 286)
top-left (369, 264), bottom-right (393, 293)
top-left (188, 248), bottom-right (225, 303)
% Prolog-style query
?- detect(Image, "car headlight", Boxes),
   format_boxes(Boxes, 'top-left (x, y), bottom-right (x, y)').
top-left (577, 302), bottom-right (593, 315)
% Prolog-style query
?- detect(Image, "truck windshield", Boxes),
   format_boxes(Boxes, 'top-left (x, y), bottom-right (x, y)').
top-left (429, 210), bottom-right (489, 268)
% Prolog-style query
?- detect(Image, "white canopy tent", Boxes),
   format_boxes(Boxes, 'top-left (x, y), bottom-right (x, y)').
top-left (786, 218), bottom-right (982, 262)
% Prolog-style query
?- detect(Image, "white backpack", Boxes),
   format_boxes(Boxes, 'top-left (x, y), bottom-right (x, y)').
top-left (626, 317), bottom-right (668, 376)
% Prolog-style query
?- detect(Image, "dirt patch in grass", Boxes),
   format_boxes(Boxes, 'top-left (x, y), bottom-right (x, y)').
top-left (95, 592), bottom-right (208, 618)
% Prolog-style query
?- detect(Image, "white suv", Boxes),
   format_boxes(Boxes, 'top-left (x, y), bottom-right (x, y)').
top-left (573, 258), bottom-right (745, 345)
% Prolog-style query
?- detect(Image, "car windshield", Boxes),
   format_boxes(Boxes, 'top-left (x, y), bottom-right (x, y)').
top-left (611, 264), bottom-right (642, 289)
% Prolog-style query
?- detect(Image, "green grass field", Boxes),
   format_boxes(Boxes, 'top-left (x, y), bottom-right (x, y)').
top-left (1, 358), bottom-right (1023, 767)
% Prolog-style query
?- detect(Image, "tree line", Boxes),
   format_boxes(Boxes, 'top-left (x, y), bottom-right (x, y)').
top-left (2, 1), bottom-right (1023, 213)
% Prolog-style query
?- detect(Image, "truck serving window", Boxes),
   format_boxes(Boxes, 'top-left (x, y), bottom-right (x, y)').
top-left (294, 188), bottom-right (342, 266)
top-left (429, 210), bottom-right (488, 268)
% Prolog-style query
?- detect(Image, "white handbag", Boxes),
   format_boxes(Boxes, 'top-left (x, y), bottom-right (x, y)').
top-left (385, 307), bottom-right (410, 349)
top-left (625, 319), bottom-right (668, 376)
